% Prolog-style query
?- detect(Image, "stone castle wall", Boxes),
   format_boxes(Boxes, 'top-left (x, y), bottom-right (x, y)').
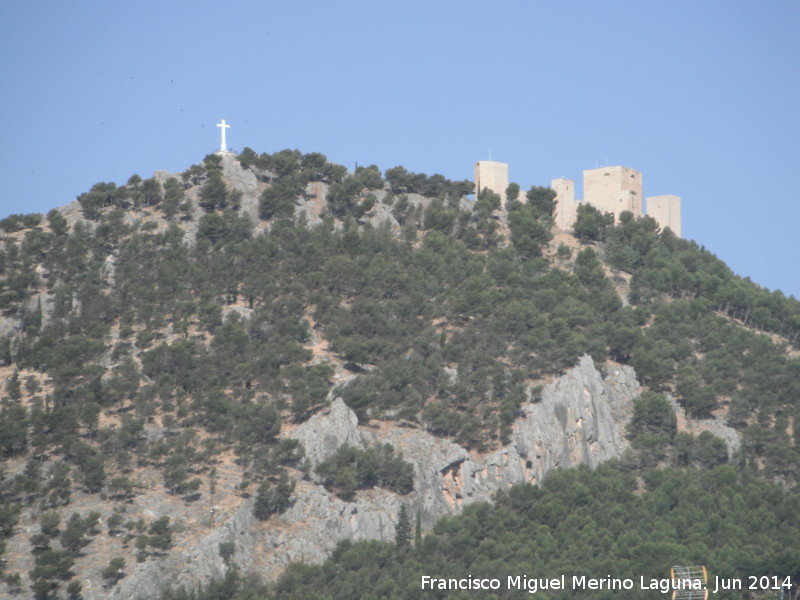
top-left (583, 166), bottom-right (643, 222)
top-left (474, 160), bottom-right (509, 206)
top-left (646, 194), bottom-right (682, 237)
top-left (473, 159), bottom-right (679, 237)
top-left (550, 166), bottom-right (680, 237)
top-left (552, 177), bottom-right (578, 232)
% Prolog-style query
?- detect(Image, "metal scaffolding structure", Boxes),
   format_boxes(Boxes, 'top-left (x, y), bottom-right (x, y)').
top-left (670, 566), bottom-right (709, 600)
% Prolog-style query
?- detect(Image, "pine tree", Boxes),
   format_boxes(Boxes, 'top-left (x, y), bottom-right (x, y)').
top-left (394, 504), bottom-right (410, 548)
top-left (415, 508), bottom-right (422, 548)
top-left (5, 370), bottom-right (21, 400)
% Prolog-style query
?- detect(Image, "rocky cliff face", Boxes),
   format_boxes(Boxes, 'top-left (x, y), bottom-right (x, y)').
top-left (108, 355), bottom-right (639, 599)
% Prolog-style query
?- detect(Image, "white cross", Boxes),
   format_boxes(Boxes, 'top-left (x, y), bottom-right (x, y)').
top-left (216, 119), bottom-right (230, 152)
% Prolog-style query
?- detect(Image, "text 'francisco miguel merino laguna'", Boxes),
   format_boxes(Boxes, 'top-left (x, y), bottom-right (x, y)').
top-left (420, 574), bottom-right (708, 594)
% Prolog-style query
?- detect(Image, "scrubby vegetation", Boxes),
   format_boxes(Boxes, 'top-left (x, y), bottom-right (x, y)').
top-left (315, 444), bottom-right (414, 500)
top-left (0, 147), bottom-right (798, 597)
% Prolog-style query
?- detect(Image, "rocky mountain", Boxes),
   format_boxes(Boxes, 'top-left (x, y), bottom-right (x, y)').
top-left (0, 148), bottom-right (796, 599)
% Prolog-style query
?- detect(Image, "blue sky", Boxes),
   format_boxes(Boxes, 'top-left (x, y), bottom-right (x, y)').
top-left (1, 1), bottom-right (798, 298)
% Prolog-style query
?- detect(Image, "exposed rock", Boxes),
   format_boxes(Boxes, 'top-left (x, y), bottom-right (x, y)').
top-left (0, 315), bottom-right (21, 340)
top-left (359, 426), bottom-right (469, 529)
top-left (511, 356), bottom-right (637, 479)
top-left (296, 181), bottom-right (328, 226)
top-left (665, 393), bottom-right (741, 455)
top-left (279, 355), bottom-right (640, 563)
top-left (254, 357), bottom-right (639, 574)
top-left (442, 365), bottom-right (458, 385)
top-left (290, 398), bottom-right (364, 467)
top-left (143, 427), bottom-right (167, 444)
top-left (73, 356), bottom-right (727, 599)
top-left (361, 190), bottom-right (401, 232)
top-left (0, 291), bottom-right (54, 353)
top-left (222, 305), bottom-right (254, 322)
top-left (367, 355), bottom-right (638, 517)
top-left (109, 499), bottom-right (258, 600)
top-left (256, 483), bottom-right (400, 579)
top-left (57, 199), bottom-right (93, 230)
top-left (219, 153), bottom-right (261, 226)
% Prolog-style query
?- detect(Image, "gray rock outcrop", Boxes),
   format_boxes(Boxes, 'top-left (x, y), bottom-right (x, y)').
top-left (291, 397), bottom-right (364, 467)
top-left (108, 497), bottom-right (259, 600)
top-left (219, 153), bottom-right (261, 225)
top-left (665, 393), bottom-right (741, 455)
top-left (374, 355), bottom-right (638, 518)
top-left (99, 356), bottom-right (645, 598)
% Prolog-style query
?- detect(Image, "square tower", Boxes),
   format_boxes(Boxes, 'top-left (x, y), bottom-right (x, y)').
top-left (552, 177), bottom-right (578, 232)
top-left (646, 195), bottom-right (681, 237)
top-left (474, 160), bottom-right (509, 207)
top-left (583, 166), bottom-right (643, 222)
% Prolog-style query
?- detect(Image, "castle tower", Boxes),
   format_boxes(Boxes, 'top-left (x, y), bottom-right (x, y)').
top-left (474, 160), bottom-right (509, 207)
top-left (583, 166), bottom-right (642, 222)
top-left (552, 177), bottom-right (578, 232)
top-left (646, 195), bottom-right (682, 237)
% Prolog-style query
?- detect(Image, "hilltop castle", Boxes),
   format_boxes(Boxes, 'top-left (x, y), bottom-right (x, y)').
top-left (474, 160), bottom-right (681, 237)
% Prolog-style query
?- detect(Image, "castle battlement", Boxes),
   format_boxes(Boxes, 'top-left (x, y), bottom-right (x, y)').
top-left (472, 159), bottom-right (681, 237)
top-left (583, 166), bottom-right (643, 222)
top-left (552, 166), bottom-right (681, 237)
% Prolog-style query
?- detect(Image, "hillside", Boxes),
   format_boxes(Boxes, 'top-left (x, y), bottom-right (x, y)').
top-left (0, 148), bottom-right (798, 599)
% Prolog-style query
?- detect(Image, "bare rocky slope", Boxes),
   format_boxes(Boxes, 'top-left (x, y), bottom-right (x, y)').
top-left (104, 354), bottom-right (643, 599)
top-left (106, 355), bottom-right (737, 600)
